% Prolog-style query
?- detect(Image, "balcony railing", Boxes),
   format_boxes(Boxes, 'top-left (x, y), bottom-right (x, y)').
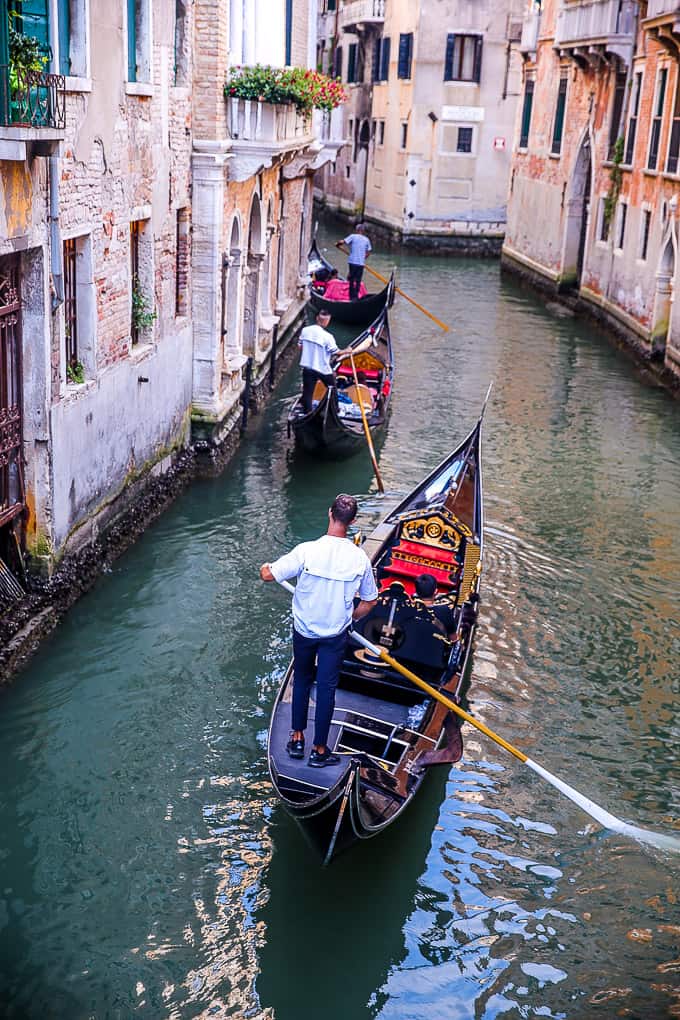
top-left (555, 0), bottom-right (636, 61)
top-left (520, 10), bottom-right (542, 55)
top-left (646, 0), bottom-right (680, 18)
top-left (226, 98), bottom-right (311, 144)
top-left (341, 0), bottom-right (385, 33)
top-left (0, 65), bottom-right (66, 130)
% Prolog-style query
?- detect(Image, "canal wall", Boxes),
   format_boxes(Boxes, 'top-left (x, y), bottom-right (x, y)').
top-left (501, 250), bottom-right (680, 398)
top-left (0, 315), bottom-right (303, 685)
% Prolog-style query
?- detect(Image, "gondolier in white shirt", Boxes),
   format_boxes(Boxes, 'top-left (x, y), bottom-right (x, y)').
top-left (259, 494), bottom-right (378, 767)
top-left (297, 309), bottom-right (372, 413)
top-left (336, 222), bottom-right (372, 301)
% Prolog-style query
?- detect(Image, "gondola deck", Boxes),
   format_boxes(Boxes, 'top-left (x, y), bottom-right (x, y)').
top-left (268, 413), bottom-right (487, 863)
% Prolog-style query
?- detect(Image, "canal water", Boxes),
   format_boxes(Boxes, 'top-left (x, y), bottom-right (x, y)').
top-left (1, 218), bottom-right (680, 1020)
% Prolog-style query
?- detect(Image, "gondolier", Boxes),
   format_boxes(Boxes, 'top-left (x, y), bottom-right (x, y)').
top-left (297, 309), bottom-right (372, 414)
top-left (336, 223), bottom-right (372, 301)
top-left (260, 494), bottom-right (378, 767)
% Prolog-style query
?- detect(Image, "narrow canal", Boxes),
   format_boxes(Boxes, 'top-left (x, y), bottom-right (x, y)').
top-left (1, 218), bottom-right (680, 1020)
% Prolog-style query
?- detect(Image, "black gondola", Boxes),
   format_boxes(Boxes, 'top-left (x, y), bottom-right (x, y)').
top-left (308, 238), bottom-right (393, 326)
top-left (268, 411), bottom-right (486, 864)
top-left (288, 295), bottom-right (395, 459)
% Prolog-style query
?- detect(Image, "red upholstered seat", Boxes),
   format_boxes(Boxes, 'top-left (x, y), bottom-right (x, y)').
top-left (384, 562), bottom-right (456, 588)
top-left (394, 539), bottom-right (458, 565)
top-left (336, 365), bottom-right (381, 381)
top-left (381, 578), bottom-right (416, 595)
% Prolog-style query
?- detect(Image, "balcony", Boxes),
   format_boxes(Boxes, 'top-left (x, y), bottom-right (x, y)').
top-left (554, 0), bottom-right (637, 66)
top-left (0, 65), bottom-right (66, 160)
top-left (341, 0), bottom-right (385, 35)
top-left (223, 98), bottom-right (316, 181)
top-left (643, 0), bottom-right (680, 56)
top-left (520, 10), bottom-right (542, 57)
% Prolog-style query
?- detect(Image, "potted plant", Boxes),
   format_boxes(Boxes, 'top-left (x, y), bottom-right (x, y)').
top-left (131, 278), bottom-right (157, 337)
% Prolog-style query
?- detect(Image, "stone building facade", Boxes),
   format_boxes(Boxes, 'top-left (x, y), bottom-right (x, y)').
top-left (503, 0), bottom-right (680, 381)
top-left (315, 0), bottom-right (526, 250)
top-left (0, 0), bottom-right (328, 597)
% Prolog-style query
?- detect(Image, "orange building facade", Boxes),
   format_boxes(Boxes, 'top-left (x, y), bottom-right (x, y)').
top-left (503, 0), bottom-right (680, 380)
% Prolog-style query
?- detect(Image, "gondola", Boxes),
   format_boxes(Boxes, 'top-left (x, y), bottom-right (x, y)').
top-left (308, 237), bottom-right (393, 326)
top-left (268, 410), bottom-right (486, 864)
top-left (288, 293), bottom-right (395, 459)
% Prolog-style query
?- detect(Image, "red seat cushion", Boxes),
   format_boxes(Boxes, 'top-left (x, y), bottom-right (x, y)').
top-left (336, 365), bottom-right (381, 381)
top-left (393, 539), bottom-right (458, 565)
top-left (383, 561), bottom-right (457, 588)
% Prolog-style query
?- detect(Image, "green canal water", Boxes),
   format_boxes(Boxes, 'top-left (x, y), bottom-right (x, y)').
top-left (1, 219), bottom-right (680, 1019)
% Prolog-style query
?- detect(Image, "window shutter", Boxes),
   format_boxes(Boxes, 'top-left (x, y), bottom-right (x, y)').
top-left (444, 34), bottom-right (455, 81)
top-left (57, 0), bottom-right (70, 74)
top-left (380, 36), bottom-right (390, 81)
top-left (398, 33), bottom-right (412, 79)
top-left (16, 0), bottom-right (50, 50)
top-left (334, 45), bottom-right (343, 79)
top-left (127, 0), bottom-right (137, 81)
top-left (348, 42), bottom-right (356, 83)
top-left (372, 38), bottom-right (381, 82)
top-left (473, 36), bottom-right (483, 83)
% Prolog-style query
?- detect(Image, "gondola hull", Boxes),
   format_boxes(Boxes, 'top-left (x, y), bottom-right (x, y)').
top-left (309, 285), bottom-right (391, 326)
top-left (289, 389), bottom-right (384, 459)
top-left (268, 415), bottom-right (486, 864)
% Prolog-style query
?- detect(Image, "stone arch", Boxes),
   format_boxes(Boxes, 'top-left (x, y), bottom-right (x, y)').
top-left (357, 119), bottom-right (371, 215)
top-left (243, 194), bottom-right (265, 355)
top-left (262, 197), bottom-right (275, 316)
top-left (224, 215), bottom-right (243, 358)
top-left (651, 235), bottom-right (676, 357)
top-left (299, 176), bottom-right (313, 273)
top-left (561, 131), bottom-right (593, 290)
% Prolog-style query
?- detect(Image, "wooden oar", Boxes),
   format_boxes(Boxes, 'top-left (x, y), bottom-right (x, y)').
top-left (363, 264), bottom-right (451, 333)
top-left (275, 578), bottom-right (680, 853)
top-left (348, 351), bottom-right (385, 494)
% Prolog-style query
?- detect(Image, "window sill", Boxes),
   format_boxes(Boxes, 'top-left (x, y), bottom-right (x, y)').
top-left (130, 340), bottom-right (155, 362)
top-left (63, 377), bottom-right (96, 401)
top-left (443, 80), bottom-right (480, 86)
top-left (517, 146), bottom-right (528, 154)
top-left (661, 171), bottom-right (680, 181)
top-left (643, 168), bottom-right (659, 177)
top-left (548, 152), bottom-right (561, 159)
top-left (126, 82), bottom-right (154, 97)
top-left (65, 76), bottom-right (92, 93)
top-left (596, 240), bottom-right (611, 250)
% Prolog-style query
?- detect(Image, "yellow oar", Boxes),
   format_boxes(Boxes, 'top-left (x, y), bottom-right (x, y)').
top-left (348, 351), bottom-right (384, 494)
top-left (275, 578), bottom-right (680, 853)
top-left (364, 264), bottom-right (451, 333)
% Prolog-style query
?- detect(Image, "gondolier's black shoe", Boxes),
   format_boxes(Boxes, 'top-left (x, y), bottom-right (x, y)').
top-left (308, 748), bottom-right (341, 768)
top-left (286, 737), bottom-right (305, 759)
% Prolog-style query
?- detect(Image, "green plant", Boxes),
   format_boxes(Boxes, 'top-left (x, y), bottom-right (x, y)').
top-left (132, 280), bottom-right (157, 331)
top-left (224, 64), bottom-right (347, 114)
top-left (7, 13), bottom-right (48, 93)
top-left (66, 360), bottom-right (85, 385)
top-left (604, 135), bottom-right (625, 228)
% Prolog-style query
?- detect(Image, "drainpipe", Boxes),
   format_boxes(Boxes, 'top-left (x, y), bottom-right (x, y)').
top-left (48, 0), bottom-right (64, 311)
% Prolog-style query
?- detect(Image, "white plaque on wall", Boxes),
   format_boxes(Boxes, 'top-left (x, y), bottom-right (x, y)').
top-left (441, 106), bottom-right (485, 123)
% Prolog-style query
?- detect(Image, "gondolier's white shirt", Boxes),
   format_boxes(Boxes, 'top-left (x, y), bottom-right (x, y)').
top-left (298, 324), bottom-right (339, 376)
top-left (270, 535), bottom-right (378, 639)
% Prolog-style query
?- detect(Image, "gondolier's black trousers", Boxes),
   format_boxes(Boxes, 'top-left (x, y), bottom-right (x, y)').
top-left (347, 263), bottom-right (364, 301)
top-left (292, 627), bottom-right (348, 748)
top-left (301, 368), bottom-right (334, 413)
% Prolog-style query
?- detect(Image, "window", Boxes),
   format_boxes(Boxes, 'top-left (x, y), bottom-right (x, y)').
top-left (127, 0), bottom-right (152, 83)
top-left (347, 42), bottom-right (357, 83)
top-left (444, 34), bottom-right (482, 83)
top-left (400, 121), bottom-right (408, 149)
top-left (551, 74), bottom-right (567, 156)
top-left (378, 120), bottom-right (385, 145)
top-left (624, 71), bottom-right (642, 165)
top-left (639, 208), bottom-right (652, 261)
top-left (63, 238), bottom-right (78, 374)
top-left (372, 36), bottom-right (390, 82)
top-left (174, 0), bottom-right (188, 84)
top-left (176, 209), bottom-right (190, 316)
top-left (333, 44), bottom-right (342, 79)
top-left (397, 33), bottom-right (413, 80)
top-left (667, 71), bottom-right (680, 173)
top-left (519, 79), bottom-right (534, 149)
top-left (616, 202), bottom-right (627, 250)
top-left (457, 126), bottom-right (473, 153)
top-left (598, 198), bottom-right (610, 243)
top-left (648, 67), bottom-right (668, 170)
top-left (130, 220), bottom-right (154, 345)
top-left (608, 71), bottom-right (627, 160)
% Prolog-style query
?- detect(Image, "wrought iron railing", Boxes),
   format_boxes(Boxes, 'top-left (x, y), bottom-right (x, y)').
top-left (0, 64), bottom-right (66, 130)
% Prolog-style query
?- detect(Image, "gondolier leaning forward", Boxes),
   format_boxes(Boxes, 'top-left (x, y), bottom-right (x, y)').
top-left (336, 223), bottom-right (372, 301)
top-left (259, 494), bottom-right (378, 767)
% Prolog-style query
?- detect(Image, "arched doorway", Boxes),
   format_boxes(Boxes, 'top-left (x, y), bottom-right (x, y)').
top-left (243, 196), bottom-right (264, 356)
top-left (299, 178), bottom-right (312, 275)
top-left (651, 237), bottom-right (675, 358)
top-left (224, 216), bottom-right (242, 361)
top-left (263, 198), bottom-right (275, 316)
top-left (561, 134), bottom-right (592, 290)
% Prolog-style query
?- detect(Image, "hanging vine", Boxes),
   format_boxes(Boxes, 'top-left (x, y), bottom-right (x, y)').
top-left (604, 136), bottom-right (625, 227)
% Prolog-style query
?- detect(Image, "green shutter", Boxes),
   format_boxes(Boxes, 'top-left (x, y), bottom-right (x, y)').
top-left (57, 0), bottom-right (70, 74)
top-left (14, 0), bottom-right (49, 50)
top-left (127, 0), bottom-right (136, 81)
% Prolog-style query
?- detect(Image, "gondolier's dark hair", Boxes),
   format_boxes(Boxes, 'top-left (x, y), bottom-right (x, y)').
top-left (330, 493), bottom-right (358, 525)
top-left (415, 574), bottom-right (437, 599)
